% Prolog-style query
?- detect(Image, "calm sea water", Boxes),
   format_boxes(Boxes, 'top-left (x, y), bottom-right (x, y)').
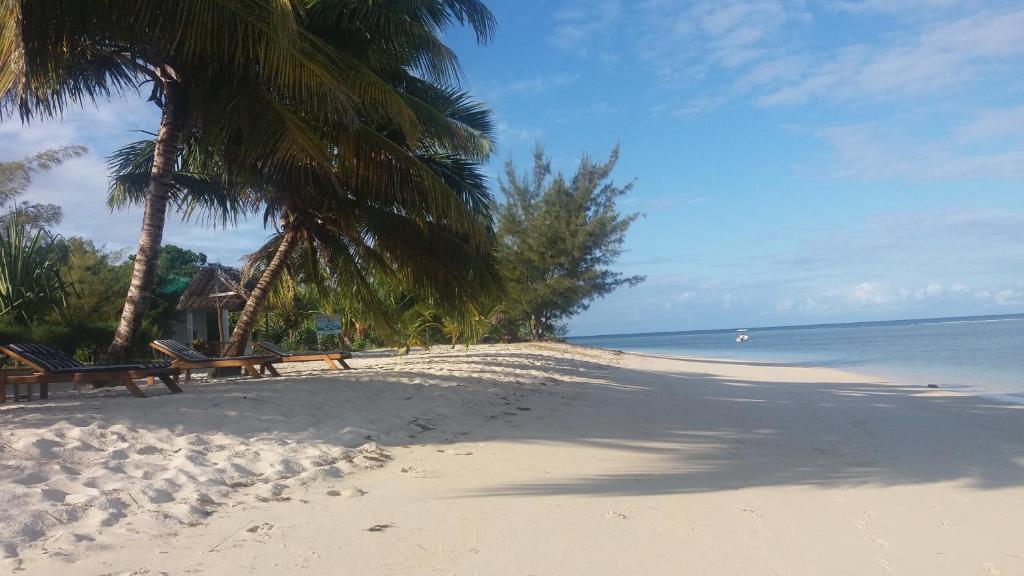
top-left (568, 314), bottom-right (1024, 401)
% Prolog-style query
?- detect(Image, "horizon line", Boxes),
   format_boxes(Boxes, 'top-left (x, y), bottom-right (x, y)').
top-left (569, 311), bottom-right (1024, 340)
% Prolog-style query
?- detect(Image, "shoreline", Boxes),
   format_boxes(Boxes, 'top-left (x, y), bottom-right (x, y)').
top-left (571, 342), bottom-right (1024, 405)
top-left (3, 342), bottom-right (1023, 575)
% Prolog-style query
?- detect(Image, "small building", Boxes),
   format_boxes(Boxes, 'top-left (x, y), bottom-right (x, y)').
top-left (168, 265), bottom-right (249, 349)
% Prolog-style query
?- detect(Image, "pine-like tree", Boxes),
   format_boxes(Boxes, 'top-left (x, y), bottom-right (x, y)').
top-left (498, 145), bottom-right (644, 340)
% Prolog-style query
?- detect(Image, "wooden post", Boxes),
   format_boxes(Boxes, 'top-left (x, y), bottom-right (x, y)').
top-left (221, 308), bottom-right (231, 349)
top-left (215, 305), bottom-right (224, 355)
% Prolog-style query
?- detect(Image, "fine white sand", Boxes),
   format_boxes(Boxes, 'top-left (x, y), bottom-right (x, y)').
top-left (2, 343), bottom-right (1022, 575)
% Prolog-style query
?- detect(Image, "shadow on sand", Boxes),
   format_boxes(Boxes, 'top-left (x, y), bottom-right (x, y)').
top-left (3, 347), bottom-right (1022, 498)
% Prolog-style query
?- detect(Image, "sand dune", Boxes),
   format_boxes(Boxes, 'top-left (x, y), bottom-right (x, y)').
top-left (2, 344), bottom-right (1022, 575)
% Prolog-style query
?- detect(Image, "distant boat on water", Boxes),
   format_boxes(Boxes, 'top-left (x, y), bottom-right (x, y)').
top-left (736, 329), bottom-right (749, 343)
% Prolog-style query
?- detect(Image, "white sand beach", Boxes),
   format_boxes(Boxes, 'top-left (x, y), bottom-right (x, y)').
top-left (2, 343), bottom-right (1022, 575)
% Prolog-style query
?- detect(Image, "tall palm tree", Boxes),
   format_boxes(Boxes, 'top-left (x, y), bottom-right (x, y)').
top-left (1, 1), bottom-right (435, 358)
top-left (109, 129), bottom-right (502, 356)
top-left (106, 0), bottom-right (500, 356)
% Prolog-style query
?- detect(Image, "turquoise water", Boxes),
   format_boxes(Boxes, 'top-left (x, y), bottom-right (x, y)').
top-left (568, 314), bottom-right (1024, 400)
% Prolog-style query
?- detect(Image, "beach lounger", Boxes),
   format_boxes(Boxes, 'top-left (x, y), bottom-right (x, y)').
top-left (0, 343), bottom-right (182, 399)
top-left (150, 339), bottom-right (280, 381)
top-left (253, 341), bottom-right (353, 370)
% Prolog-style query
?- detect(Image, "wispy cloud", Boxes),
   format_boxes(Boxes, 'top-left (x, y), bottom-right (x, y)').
top-left (551, 1), bottom-right (1024, 117)
top-left (550, 0), bottom-right (623, 53)
top-left (495, 121), bottom-right (545, 144)
top-left (814, 107), bottom-right (1024, 180)
top-left (828, 0), bottom-right (969, 15)
top-left (482, 73), bottom-right (582, 101)
top-left (759, 7), bottom-right (1024, 105)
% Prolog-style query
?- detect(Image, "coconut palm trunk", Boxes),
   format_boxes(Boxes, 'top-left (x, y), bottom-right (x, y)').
top-left (223, 225), bottom-right (300, 357)
top-left (107, 75), bottom-right (187, 360)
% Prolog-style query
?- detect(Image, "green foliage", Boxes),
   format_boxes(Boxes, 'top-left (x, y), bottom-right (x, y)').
top-left (61, 237), bottom-right (132, 324)
top-left (156, 244), bottom-right (207, 279)
top-left (0, 320), bottom-right (120, 363)
top-left (145, 244), bottom-right (207, 335)
top-left (497, 145), bottom-right (644, 340)
top-left (0, 216), bottom-right (70, 325)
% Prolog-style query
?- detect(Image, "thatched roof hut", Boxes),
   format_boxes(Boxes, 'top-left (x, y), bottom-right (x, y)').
top-left (177, 264), bottom-right (249, 312)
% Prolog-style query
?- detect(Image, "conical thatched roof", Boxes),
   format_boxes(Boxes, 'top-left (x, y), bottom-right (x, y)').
top-left (176, 264), bottom-right (249, 312)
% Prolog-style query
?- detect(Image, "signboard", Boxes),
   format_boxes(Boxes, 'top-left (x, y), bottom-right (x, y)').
top-left (314, 314), bottom-right (342, 335)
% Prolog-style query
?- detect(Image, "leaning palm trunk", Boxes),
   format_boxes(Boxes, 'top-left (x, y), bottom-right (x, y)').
top-left (223, 226), bottom-right (300, 357)
top-left (107, 77), bottom-right (187, 360)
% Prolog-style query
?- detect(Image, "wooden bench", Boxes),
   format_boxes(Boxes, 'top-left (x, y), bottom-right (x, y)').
top-left (253, 341), bottom-right (353, 370)
top-left (150, 339), bottom-right (280, 381)
top-left (0, 343), bottom-right (182, 399)
top-left (1, 368), bottom-right (45, 403)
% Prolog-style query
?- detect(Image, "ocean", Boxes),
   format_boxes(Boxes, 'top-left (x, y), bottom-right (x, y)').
top-left (568, 314), bottom-right (1024, 401)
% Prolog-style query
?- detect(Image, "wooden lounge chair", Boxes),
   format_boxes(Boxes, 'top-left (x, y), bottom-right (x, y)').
top-left (253, 341), bottom-right (353, 370)
top-left (150, 339), bottom-right (280, 381)
top-left (0, 343), bottom-right (182, 399)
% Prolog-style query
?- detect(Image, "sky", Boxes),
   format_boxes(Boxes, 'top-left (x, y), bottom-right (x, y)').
top-left (3, 0), bottom-right (1024, 336)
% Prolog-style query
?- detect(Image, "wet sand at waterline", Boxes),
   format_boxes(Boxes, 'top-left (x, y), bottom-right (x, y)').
top-left (2, 343), bottom-right (1022, 575)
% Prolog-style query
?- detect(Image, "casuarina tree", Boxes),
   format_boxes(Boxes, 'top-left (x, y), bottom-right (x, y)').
top-left (497, 145), bottom-right (644, 340)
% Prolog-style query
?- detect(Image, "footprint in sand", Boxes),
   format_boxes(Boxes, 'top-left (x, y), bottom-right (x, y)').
top-left (982, 562), bottom-right (1003, 575)
top-left (326, 487), bottom-right (366, 498)
top-left (365, 523), bottom-right (395, 532)
top-left (867, 535), bottom-right (890, 550)
top-left (605, 511), bottom-right (632, 520)
top-left (400, 466), bottom-right (440, 479)
top-left (245, 522), bottom-right (275, 534)
top-left (435, 449), bottom-right (474, 456)
top-left (874, 557), bottom-right (900, 574)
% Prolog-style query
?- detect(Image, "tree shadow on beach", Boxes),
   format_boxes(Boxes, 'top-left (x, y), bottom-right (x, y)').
top-left (3, 346), bottom-right (1023, 498)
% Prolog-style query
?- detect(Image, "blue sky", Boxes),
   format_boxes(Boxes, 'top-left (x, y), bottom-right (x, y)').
top-left (3, 0), bottom-right (1024, 335)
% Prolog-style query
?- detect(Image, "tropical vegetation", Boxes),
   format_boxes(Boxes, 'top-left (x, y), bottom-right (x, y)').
top-left (0, 2), bottom-right (644, 360)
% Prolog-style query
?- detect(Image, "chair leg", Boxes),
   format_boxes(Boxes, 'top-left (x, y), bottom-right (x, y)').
top-left (243, 363), bottom-right (262, 379)
top-left (158, 374), bottom-right (183, 394)
top-left (323, 356), bottom-right (340, 370)
top-left (120, 374), bottom-right (146, 398)
top-left (39, 383), bottom-right (48, 400)
top-left (339, 358), bottom-right (352, 370)
top-left (264, 363), bottom-right (280, 377)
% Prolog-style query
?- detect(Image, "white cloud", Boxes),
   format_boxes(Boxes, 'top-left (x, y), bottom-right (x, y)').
top-left (634, 0), bottom-right (808, 85)
top-left (829, 0), bottom-right (964, 14)
top-left (484, 73), bottom-right (582, 100)
top-left (580, 0), bottom-right (1024, 123)
top-left (551, 0), bottom-right (623, 52)
top-left (495, 121), bottom-right (545, 144)
top-left (850, 282), bottom-right (891, 305)
top-left (993, 289), bottom-right (1024, 306)
top-left (759, 7), bottom-right (1024, 105)
top-left (814, 109), bottom-right (1024, 180)
top-left (954, 105), bottom-right (1024, 143)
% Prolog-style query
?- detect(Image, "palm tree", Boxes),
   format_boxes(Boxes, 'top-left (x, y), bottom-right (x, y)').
top-left (105, 0), bottom-right (500, 356)
top-left (2, 1), bottom-right (437, 358)
top-left (109, 135), bottom-right (503, 356)
top-left (218, 1), bottom-right (498, 355)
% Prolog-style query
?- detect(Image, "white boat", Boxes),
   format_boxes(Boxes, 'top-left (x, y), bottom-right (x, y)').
top-left (736, 329), bottom-right (749, 343)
